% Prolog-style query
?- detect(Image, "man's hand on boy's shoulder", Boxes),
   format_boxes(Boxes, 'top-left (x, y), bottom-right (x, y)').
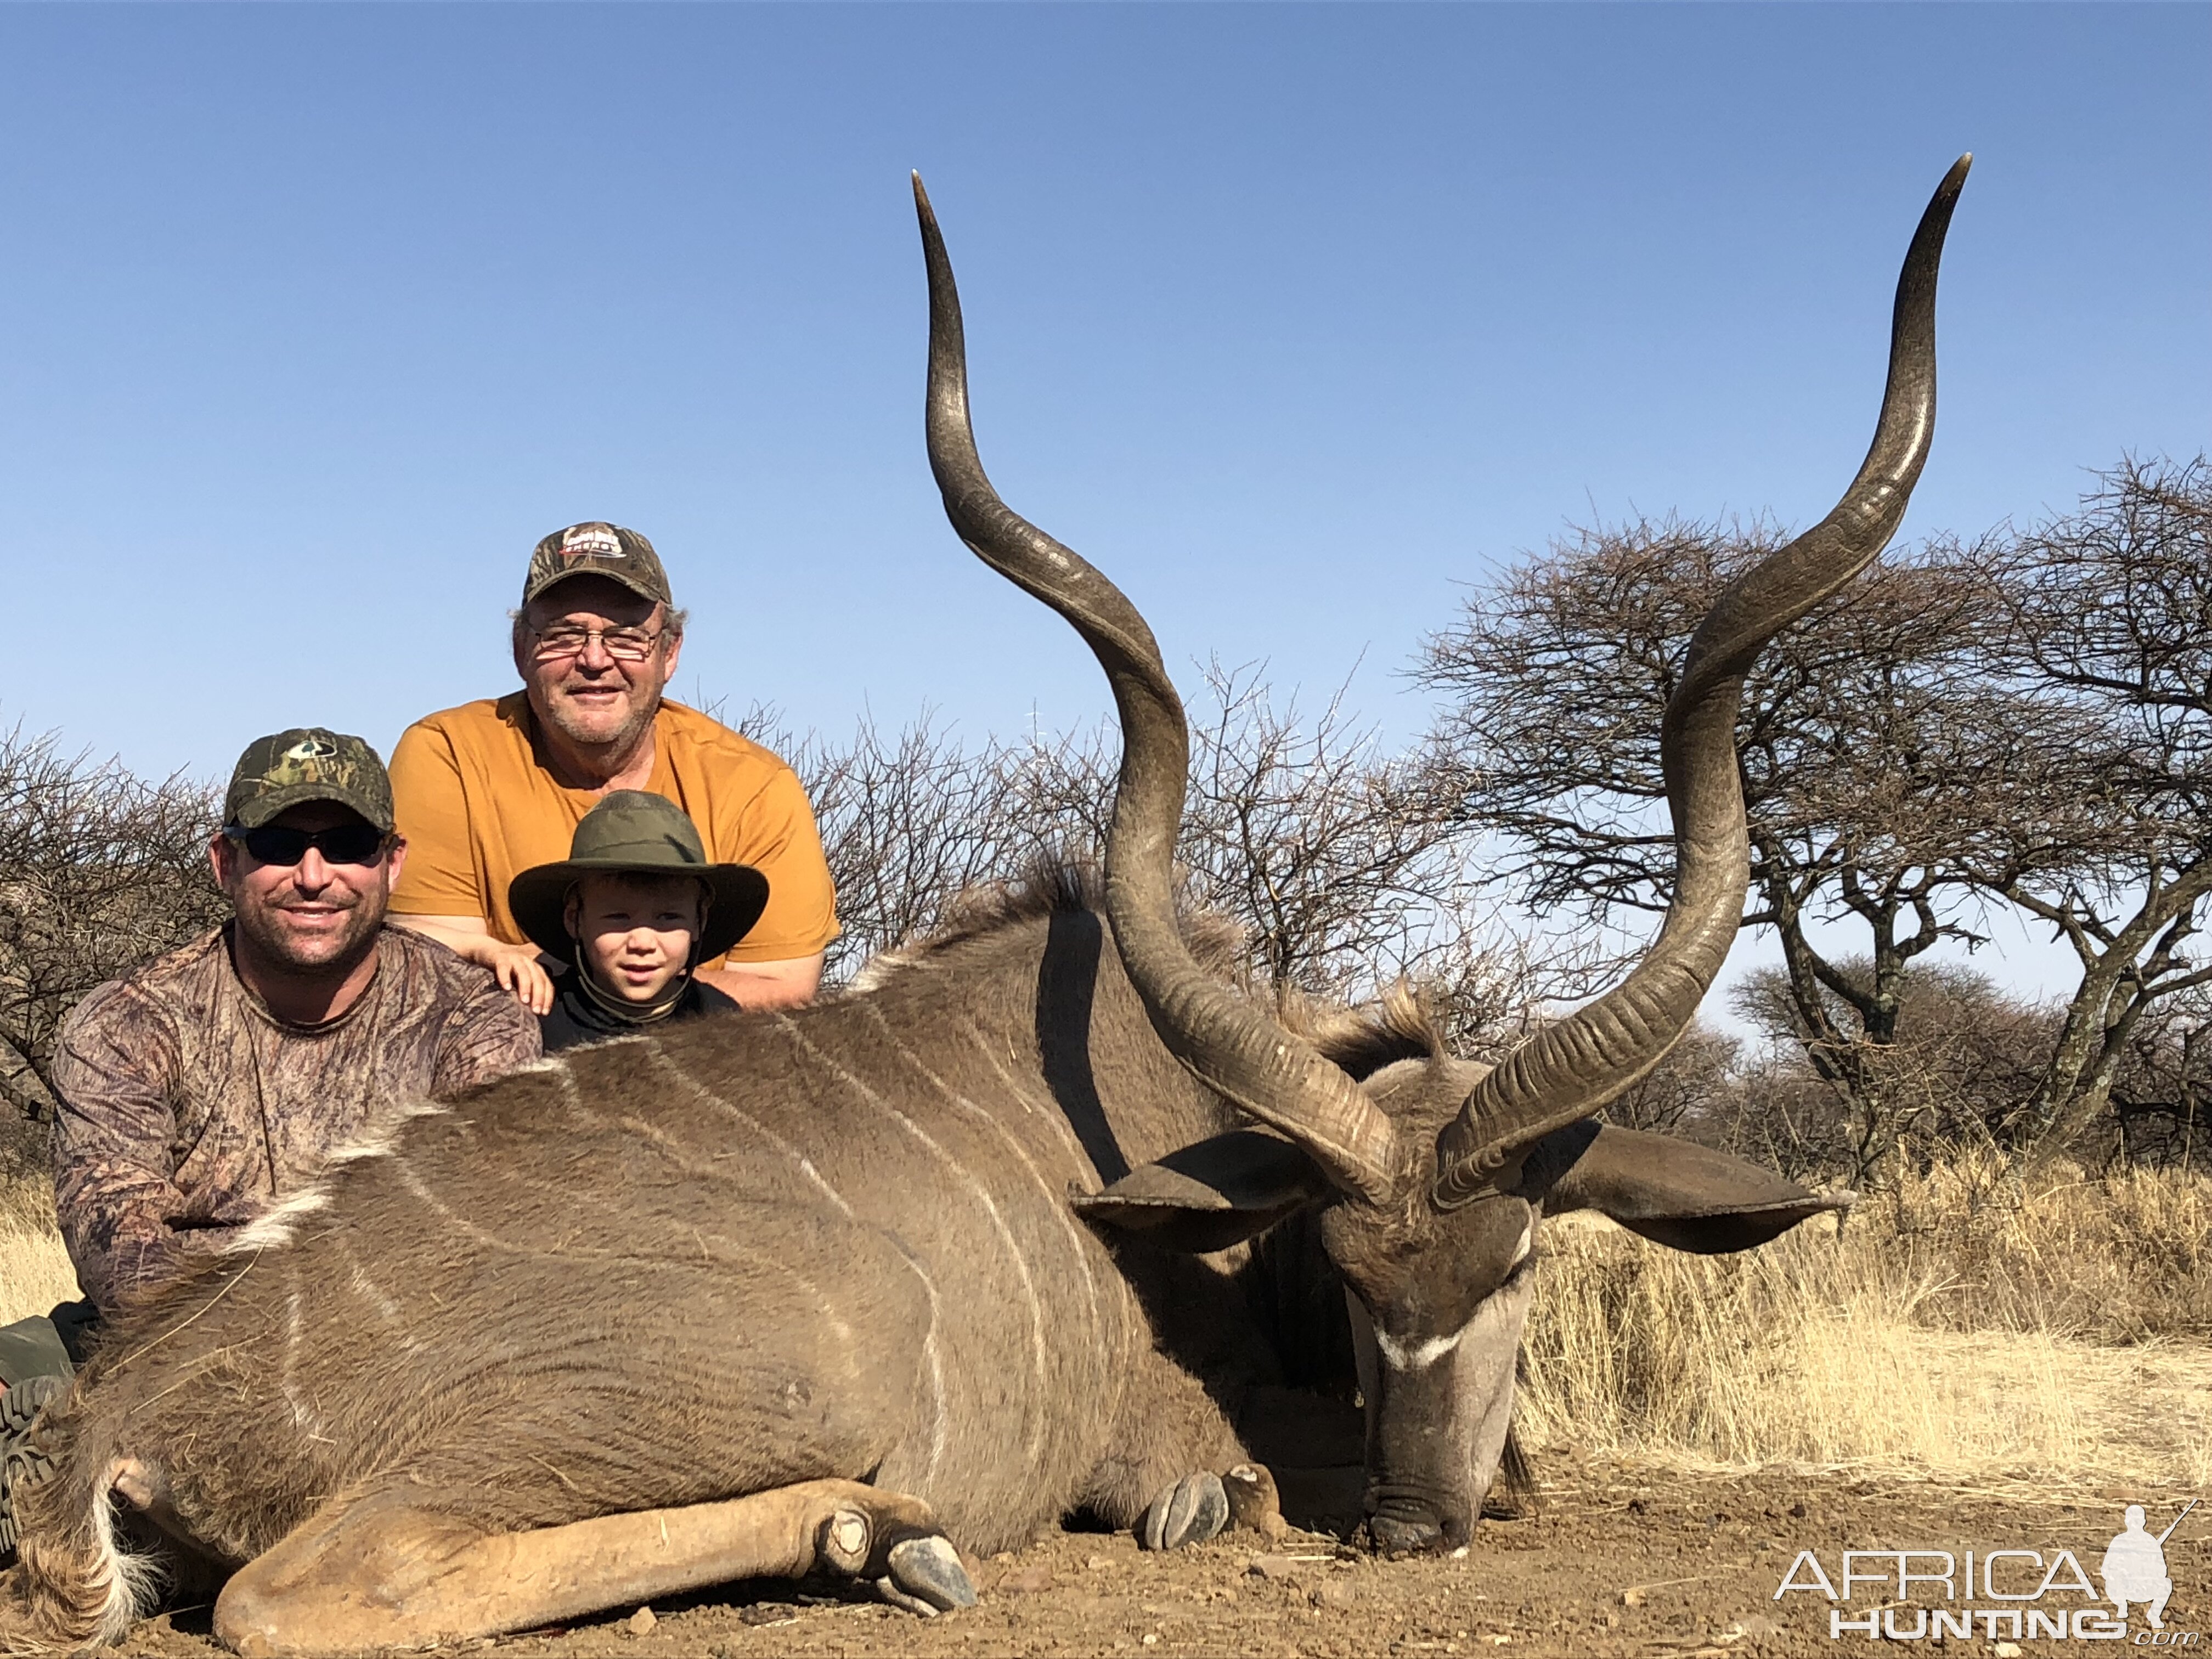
top-left (398, 915), bottom-right (556, 1015)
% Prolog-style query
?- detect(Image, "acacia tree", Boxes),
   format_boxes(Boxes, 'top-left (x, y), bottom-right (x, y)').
top-left (1967, 458), bottom-right (2212, 1163)
top-left (1727, 960), bottom-right (2053, 1181)
top-left (2105, 981), bottom-right (2212, 1169)
top-left (1417, 517), bottom-right (2108, 1177)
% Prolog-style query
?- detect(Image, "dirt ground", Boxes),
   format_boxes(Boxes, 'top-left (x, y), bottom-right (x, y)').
top-left (112, 1456), bottom-right (2205, 1658)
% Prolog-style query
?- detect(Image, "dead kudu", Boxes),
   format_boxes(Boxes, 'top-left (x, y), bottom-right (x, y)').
top-left (0, 158), bottom-right (1968, 1655)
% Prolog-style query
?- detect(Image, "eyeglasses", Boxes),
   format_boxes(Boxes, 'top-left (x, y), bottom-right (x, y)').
top-left (224, 823), bottom-right (392, 867)
top-left (526, 623), bottom-right (667, 663)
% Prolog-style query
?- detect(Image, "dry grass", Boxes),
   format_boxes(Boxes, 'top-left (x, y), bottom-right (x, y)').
top-left (1520, 1154), bottom-right (2212, 1485)
top-left (0, 1171), bottom-right (81, 1327)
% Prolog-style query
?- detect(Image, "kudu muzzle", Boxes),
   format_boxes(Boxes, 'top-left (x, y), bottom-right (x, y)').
top-left (1351, 1266), bottom-right (1533, 1554)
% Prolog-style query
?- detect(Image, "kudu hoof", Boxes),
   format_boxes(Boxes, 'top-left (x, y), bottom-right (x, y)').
top-left (873, 1534), bottom-right (975, 1616)
top-left (1222, 1463), bottom-right (1287, 1542)
top-left (819, 1507), bottom-right (874, 1575)
top-left (1139, 1471), bottom-right (1229, 1551)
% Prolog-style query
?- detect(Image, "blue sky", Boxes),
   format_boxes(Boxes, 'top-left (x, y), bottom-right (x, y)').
top-left (3, 3), bottom-right (2207, 1001)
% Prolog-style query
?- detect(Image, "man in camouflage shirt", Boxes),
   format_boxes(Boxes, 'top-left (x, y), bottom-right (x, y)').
top-left (56, 726), bottom-right (544, 1305)
top-left (1, 730), bottom-right (540, 1554)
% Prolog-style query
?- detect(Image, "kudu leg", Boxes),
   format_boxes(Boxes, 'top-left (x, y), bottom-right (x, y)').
top-left (212, 1479), bottom-right (974, 1657)
top-left (1080, 1345), bottom-right (1275, 1551)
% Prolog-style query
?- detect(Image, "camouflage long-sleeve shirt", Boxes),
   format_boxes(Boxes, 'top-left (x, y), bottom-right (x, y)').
top-left (50, 923), bottom-right (542, 1311)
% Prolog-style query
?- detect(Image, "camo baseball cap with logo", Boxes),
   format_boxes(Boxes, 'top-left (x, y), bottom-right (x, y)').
top-left (522, 522), bottom-right (674, 610)
top-left (223, 729), bottom-right (396, 833)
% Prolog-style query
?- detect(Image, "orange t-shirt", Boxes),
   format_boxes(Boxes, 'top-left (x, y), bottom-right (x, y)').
top-left (388, 695), bottom-right (839, 968)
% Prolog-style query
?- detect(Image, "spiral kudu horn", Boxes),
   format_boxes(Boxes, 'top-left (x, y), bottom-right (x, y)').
top-left (1432, 155), bottom-right (1973, 1211)
top-left (912, 174), bottom-right (1401, 1205)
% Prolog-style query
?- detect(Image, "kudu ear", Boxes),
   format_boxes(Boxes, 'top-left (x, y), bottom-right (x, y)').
top-left (1511, 1122), bottom-right (1851, 1254)
top-left (1070, 1131), bottom-right (1331, 1254)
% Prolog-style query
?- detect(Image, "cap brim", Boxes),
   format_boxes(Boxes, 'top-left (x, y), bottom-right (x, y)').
top-left (524, 567), bottom-right (668, 608)
top-left (507, 858), bottom-right (771, 965)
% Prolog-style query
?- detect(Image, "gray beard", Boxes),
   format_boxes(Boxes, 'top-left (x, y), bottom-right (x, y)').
top-left (538, 693), bottom-right (658, 761)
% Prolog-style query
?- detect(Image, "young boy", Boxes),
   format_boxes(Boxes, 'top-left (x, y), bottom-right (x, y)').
top-left (507, 792), bottom-right (770, 1053)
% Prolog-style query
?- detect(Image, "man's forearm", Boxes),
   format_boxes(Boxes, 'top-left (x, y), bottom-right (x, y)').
top-left (701, 953), bottom-right (825, 1011)
top-left (52, 1164), bottom-right (197, 1314)
top-left (391, 914), bottom-right (492, 958)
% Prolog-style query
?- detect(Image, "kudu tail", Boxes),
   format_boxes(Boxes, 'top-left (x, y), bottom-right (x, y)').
top-left (1, 1401), bottom-right (161, 1651)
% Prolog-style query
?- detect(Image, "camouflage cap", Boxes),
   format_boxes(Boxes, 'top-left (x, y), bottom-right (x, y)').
top-left (522, 522), bottom-right (673, 610)
top-left (224, 730), bottom-right (395, 833)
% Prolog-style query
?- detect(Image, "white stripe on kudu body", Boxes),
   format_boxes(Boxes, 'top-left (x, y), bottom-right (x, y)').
top-left (960, 1015), bottom-right (1095, 1173)
top-left (864, 1005), bottom-right (1108, 1363)
top-left (642, 1048), bottom-right (859, 1218)
top-left (952, 1004), bottom-right (1139, 1422)
top-left (279, 1266), bottom-right (330, 1441)
top-left (642, 1045), bottom-right (950, 1480)
top-left (774, 1014), bottom-right (1052, 1468)
top-left (332, 1234), bottom-right (422, 1357)
top-left (512, 1152), bottom-right (864, 1352)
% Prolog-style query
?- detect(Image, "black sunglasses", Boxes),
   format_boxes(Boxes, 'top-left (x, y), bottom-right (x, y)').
top-left (224, 823), bottom-right (392, 867)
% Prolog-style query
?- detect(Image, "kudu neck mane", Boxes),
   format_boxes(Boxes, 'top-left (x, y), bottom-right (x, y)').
top-left (850, 860), bottom-right (1445, 1086)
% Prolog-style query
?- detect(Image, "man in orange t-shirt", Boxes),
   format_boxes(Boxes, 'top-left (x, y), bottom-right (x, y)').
top-left (388, 522), bottom-right (838, 1012)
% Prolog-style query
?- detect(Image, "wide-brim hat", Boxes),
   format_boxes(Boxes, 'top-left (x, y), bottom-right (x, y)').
top-left (508, 790), bottom-right (769, 964)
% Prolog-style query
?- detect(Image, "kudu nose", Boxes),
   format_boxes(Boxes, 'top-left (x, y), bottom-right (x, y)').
top-left (1367, 1510), bottom-right (1446, 1556)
